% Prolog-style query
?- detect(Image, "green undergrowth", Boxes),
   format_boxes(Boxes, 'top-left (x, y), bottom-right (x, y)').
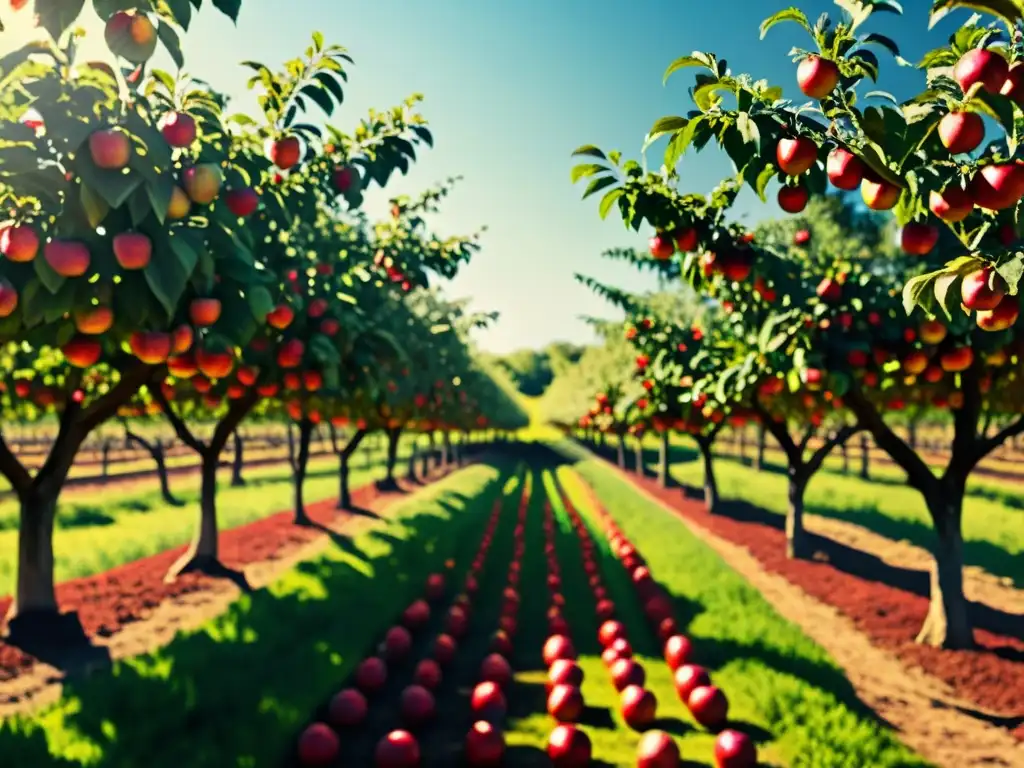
top-left (0, 461), bottom-right (508, 768)
top-left (554, 441), bottom-right (932, 767)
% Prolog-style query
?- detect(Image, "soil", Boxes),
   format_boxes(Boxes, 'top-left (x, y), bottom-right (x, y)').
top-left (0, 464), bottom-right (460, 717)
top-left (578, 464), bottom-right (1024, 768)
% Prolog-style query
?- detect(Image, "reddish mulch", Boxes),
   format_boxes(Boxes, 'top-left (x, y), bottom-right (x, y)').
top-left (612, 465), bottom-right (1024, 727)
top-left (0, 479), bottom-right (395, 683)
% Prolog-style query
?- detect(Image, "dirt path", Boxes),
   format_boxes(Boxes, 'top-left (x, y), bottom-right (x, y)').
top-left (0, 467), bottom-right (457, 719)
top-left (585, 465), bottom-right (1023, 768)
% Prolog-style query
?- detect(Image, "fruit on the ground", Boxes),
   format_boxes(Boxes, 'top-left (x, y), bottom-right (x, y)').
top-left (182, 163), bottom-right (224, 205)
top-left (602, 637), bottom-right (632, 666)
top-left (0, 223), bottom-right (39, 262)
top-left (547, 683), bottom-right (584, 722)
top-left (433, 633), bottom-right (457, 664)
top-left (104, 10), bottom-right (158, 63)
top-left (938, 112), bottom-right (984, 154)
top-left (74, 306), bottom-right (113, 335)
top-left (479, 653), bottom-right (513, 687)
top-left (189, 298), bottom-right (221, 327)
top-left (543, 634), bottom-right (575, 665)
top-left (929, 187), bottom-right (972, 222)
top-left (465, 720), bottom-right (505, 766)
top-left (399, 684), bottom-right (435, 725)
top-left (328, 688), bottom-right (367, 727)
top-left (961, 267), bottom-right (1005, 310)
top-left (89, 128), bottom-right (131, 169)
top-left (266, 304), bottom-right (295, 329)
top-left (649, 233), bottom-right (675, 260)
top-left (355, 657), bottom-right (387, 694)
top-left (598, 620), bottom-right (626, 648)
top-left (129, 331), bottom-right (171, 364)
top-left (861, 175), bottom-right (900, 209)
top-left (900, 222), bottom-right (939, 255)
top-left (160, 112), bottom-right (197, 147)
top-left (664, 634), bottom-right (694, 670)
top-left (225, 187), bottom-right (259, 217)
top-left (826, 147), bottom-right (863, 190)
top-left (977, 297), bottom-right (1020, 330)
top-left (797, 55), bottom-right (839, 99)
top-left (383, 626), bottom-right (413, 661)
top-left (296, 722), bottom-right (339, 767)
top-left (269, 136), bottom-right (302, 170)
top-left (549, 659), bottom-right (584, 688)
top-left (63, 336), bottom-right (102, 368)
top-left (778, 185), bottom-right (809, 213)
top-left (403, 599), bottom-right (430, 628)
top-left (969, 164), bottom-right (1024, 210)
top-left (426, 572), bottom-right (445, 599)
top-left (167, 186), bottom-right (191, 219)
top-left (674, 663), bottom-right (711, 702)
top-left (940, 346), bottom-right (974, 372)
top-left (687, 685), bottom-right (729, 729)
top-left (547, 724), bottom-right (592, 767)
top-left (714, 729), bottom-right (758, 768)
top-left (471, 681), bottom-right (507, 721)
top-left (776, 137), bottom-right (817, 176)
top-left (637, 729), bottom-right (681, 768)
top-left (610, 657), bottom-right (645, 691)
top-left (45, 240), bottom-right (90, 277)
top-left (374, 729), bottom-right (420, 768)
top-left (919, 319), bottom-right (948, 345)
top-left (674, 228), bottom-right (698, 252)
top-left (621, 685), bottom-right (658, 729)
top-left (816, 277), bottom-right (841, 302)
top-left (953, 48), bottom-right (1009, 94)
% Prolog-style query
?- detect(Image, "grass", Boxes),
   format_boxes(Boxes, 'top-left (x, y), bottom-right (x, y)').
top-left (0, 439), bottom-right (419, 595)
top-left (551, 443), bottom-right (931, 767)
top-left (0, 461), bottom-right (511, 768)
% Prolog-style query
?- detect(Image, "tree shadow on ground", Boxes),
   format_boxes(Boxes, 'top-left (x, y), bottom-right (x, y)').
top-left (0, 462), bottom-right (510, 768)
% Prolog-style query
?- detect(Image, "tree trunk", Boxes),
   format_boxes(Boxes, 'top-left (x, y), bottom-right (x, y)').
top-left (101, 441), bottom-right (111, 484)
top-left (699, 439), bottom-right (718, 513)
top-left (8, 486), bottom-right (59, 618)
top-left (840, 441), bottom-right (849, 474)
top-left (125, 431), bottom-right (178, 505)
top-left (859, 433), bottom-right (870, 480)
top-left (230, 431), bottom-right (245, 487)
top-left (908, 422), bottom-right (918, 451)
top-left (407, 441), bottom-right (419, 482)
top-left (738, 429), bottom-right (747, 463)
top-left (657, 431), bottom-right (671, 488)
top-left (786, 470), bottom-right (811, 559)
top-left (918, 491), bottom-right (973, 648)
top-left (293, 420), bottom-right (313, 525)
top-left (616, 434), bottom-right (626, 469)
top-left (382, 427), bottom-right (401, 489)
top-left (442, 431), bottom-right (452, 469)
top-left (420, 437), bottom-right (430, 477)
top-left (755, 424), bottom-right (766, 472)
top-left (166, 451), bottom-right (220, 579)
top-left (633, 438), bottom-right (644, 477)
top-left (336, 429), bottom-right (367, 510)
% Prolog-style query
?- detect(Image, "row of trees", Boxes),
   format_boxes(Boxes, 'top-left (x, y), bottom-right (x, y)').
top-left (0, 1), bottom-right (526, 645)
top-left (561, 0), bottom-right (1024, 649)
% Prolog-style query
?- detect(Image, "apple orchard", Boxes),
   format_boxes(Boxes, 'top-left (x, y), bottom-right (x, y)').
top-left (570, 0), bottom-right (1024, 650)
top-left (0, 0), bottom-right (524, 642)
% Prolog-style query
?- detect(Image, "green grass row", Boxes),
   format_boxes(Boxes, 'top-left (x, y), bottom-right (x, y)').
top-left (0, 461), bottom-right (512, 768)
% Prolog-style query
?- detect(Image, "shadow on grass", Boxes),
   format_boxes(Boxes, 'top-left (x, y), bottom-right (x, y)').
top-left (0, 462), bottom-right (510, 768)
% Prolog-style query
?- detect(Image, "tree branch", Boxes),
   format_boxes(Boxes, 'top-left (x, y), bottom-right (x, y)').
top-left (0, 430), bottom-right (32, 494)
top-left (78, 362), bottom-right (160, 433)
top-left (973, 413), bottom-right (1024, 468)
top-left (328, 422), bottom-right (340, 454)
top-left (342, 428), bottom-right (368, 459)
top-left (209, 391), bottom-right (259, 456)
top-left (805, 424), bottom-right (860, 479)
top-left (752, 401), bottom-right (799, 465)
top-left (152, 387), bottom-right (206, 454)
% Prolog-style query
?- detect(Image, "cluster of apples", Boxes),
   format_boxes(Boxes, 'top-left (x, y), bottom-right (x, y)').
top-left (588, 502), bottom-right (759, 768)
top-left (464, 487), bottom-right (532, 765)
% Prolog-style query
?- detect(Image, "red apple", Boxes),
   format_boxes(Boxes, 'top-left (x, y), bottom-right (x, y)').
top-left (0, 223), bottom-right (39, 262)
top-left (354, 656), bottom-right (387, 694)
top-left (938, 111), bottom-right (984, 154)
top-left (778, 185), bottom-right (808, 213)
top-left (45, 239), bottom-right (90, 277)
top-left (383, 626), bottom-right (412, 661)
top-left (861, 175), bottom-right (901, 210)
top-left (977, 297), bottom-right (1019, 331)
top-left (0, 280), bottom-right (18, 318)
top-left (954, 48), bottom-right (1009, 95)
top-left (621, 684), bottom-right (658, 729)
top-left (374, 730), bottom-right (420, 768)
top-left (637, 730), bottom-right (681, 768)
top-left (160, 111), bottom-right (196, 147)
top-left (189, 297), bottom-right (221, 327)
top-left (296, 722), bottom-right (339, 767)
top-left (548, 659), bottom-right (584, 688)
top-left (542, 634), bottom-right (575, 666)
top-left (649, 233), bottom-right (675, 260)
top-left (826, 147), bottom-right (863, 190)
top-left (899, 223), bottom-right (939, 255)
top-left (598, 620), bottom-right (627, 648)
top-left (797, 55), bottom-right (839, 99)
top-left (63, 336), bottom-right (102, 368)
top-left (970, 163), bottom-right (1024, 210)
top-left (687, 685), bottom-right (729, 729)
top-left (547, 724), bottom-right (591, 767)
top-left (399, 684), bottom-right (435, 725)
top-left (266, 304), bottom-right (295, 329)
top-left (547, 683), bottom-right (584, 723)
top-left (776, 136), bottom-right (817, 176)
top-left (610, 657), bottom-right (645, 691)
top-left (269, 135), bottom-right (302, 170)
top-left (816, 277), bottom-right (842, 302)
top-left (465, 720), bottom-right (505, 766)
top-left (714, 729), bottom-right (758, 768)
top-left (961, 267), bottom-right (1005, 310)
top-left (674, 228), bottom-right (698, 252)
top-left (674, 663), bottom-right (711, 702)
top-left (470, 681), bottom-right (507, 721)
top-left (929, 186), bottom-right (972, 222)
top-left (89, 128), bottom-right (131, 169)
top-left (664, 635), bottom-right (694, 670)
top-left (433, 633), bottom-right (457, 665)
top-left (225, 187), bottom-right (259, 217)
top-left (328, 688), bottom-right (367, 727)
top-left (479, 653), bottom-right (513, 687)
top-left (426, 572), bottom-right (445, 599)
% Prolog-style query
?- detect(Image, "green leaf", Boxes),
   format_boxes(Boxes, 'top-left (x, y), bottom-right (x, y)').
top-left (314, 71), bottom-right (346, 105)
top-left (645, 116), bottom-right (689, 146)
top-left (34, 0), bottom-right (86, 42)
top-left (298, 83), bottom-right (336, 116)
top-left (164, 0), bottom-right (193, 30)
top-left (754, 163), bottom-right (777, 202)
top-left (664, 116), bottom-right (703, 168)
top-left (930, 0), bottom-right (1024, 28)
top-left (996, 253), bottom-right (1024, 294)
top-left (570, 163), bottom-right (607, 184)
top-left (598, 188), bottom-right (625, 219)
top-left (144, 243), bottom-right (190, 320)
top-left (571, 145), bottom-right (606, 160)
top-left (902, 272), bottom-right (934, 314)
top-left (211, 0), bottom-right (242, 22)
top-left (145, 174), bottom-right (174, 225)
top-left (759, 8), bottom-right (811, 38)
top-left (79, 183), bottom-right (110, 228)
top-left (33, 253), bottom-right (65, 294)
top-left (736, 112), bottom-right (760, 147)
top-left (861, 33), bottom-right (901, 58)
top-left (663, 53), bottom-right (716, 84)
top-left (582, 175), bottom-right (618, 199)
top-left (246, 286), bottom-right (274, 321)
top-left (156, 20), bottom-right (184, 70)
top-left (312, 31), bottom-right (325, 52)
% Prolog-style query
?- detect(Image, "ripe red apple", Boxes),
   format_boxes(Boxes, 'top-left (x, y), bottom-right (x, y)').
top-left (383, 625), bottom-right (412, 661)
top-left (637, 730), bottom-right (681, 768)
top-left (160, 111), bottom-right (196, 147)
top-left (598, 620), bottom-right (626, 648)
top-left (129, 331), bottom-right (171, 364)
top-left (225, 187), bottom-right (259, 217)
top-left (399, 684), bottom-right (435, 725)
top-left (649, 233), bottom-right (675, 260)
top-left (826, 147), bottom-right (863, 190)
top-left (0, 223), bottom-right (39, 262)
top-left (171, 324), bottom-right (193, 353)
top-left (374, 730), bottom-right (420, 768)
top-left (899, 222), bottom-right (939, 255)
top-left (674, 663), bottom-right (711, 703)
top-left (961, 267), bottom-right (1005, 310)
top-left (308, 297), bottom-right (329, 318)
top-left (610, 657), bottom-right (645, 691)
top-left (112, 231), bottom-right (152, 270)
top-left (970, 163), bottom-right (1024, 210)
top-left (269, 135), bottom-right (302, 170)
top-left (402, 599), bottom-right (430, 629)
top-left (1001, 61), bottom-right (1024, 104)
top-left (547, 724), bottom-right (591, 767)
top-left (465, 720), bottom-right (505, 766)
top-left (542, 634), bottom-right (575, 666)
top-left (621, 684), bottom-right (658, 729)
top-left (45, 239), bottom-right (90, 277)
top-left (196, 348), bottom-right (233, 379)
top-left (182, 163), bottom-right (224, 205)
top-left (954, 48), bottom-right (1009, 95)
top-left (480, 653), bottom-right (513, 687)
top-left (277, 338), bottom-right (305, 368)
top-left (929, 186), bottom-right (972, 222)
top-left (63, 336), bottom-right (102, 368)
top-left (939, 346), bottom-right (974, 373)
top-left (333, 165), bottom-right (358, 193)
top-left (687, 685), bottom-right (729, 729)
top-left (189, 298), bottom-right (221, 327)
top-left (674, 228), bottom-right (698, 252)
top-left (816, 277), bottom-right (841, 302)
top-left (664, 634), bottom-right (694, 670)
top-left (548, 659), bottom-right (584, 688)
top-left (89, 128), bottom-right (131, 169)
top-left (266, 304), bottom-right (295, 329)
top-left (470, 681), bottom-right (507, 721)
top-left (354, 656), bottom-right (387, 694)
top-left (797, 55), bottom-right (839, 99)
top-left (433, 633), bottom-right (457, 665)
top-left (776, 136), bottom-right (817, 176)
top-left (74, 306), bottom-right (113, 335)
top-left (977, 297), bottom-right (1019, 331)
top-left (902, 351), bottom-right (929, 376)
top-left (861, 175), bottom-right (900, 210)
top-left (296, 722), bottom-right (339, 767)
top-left (938, 111), bottom-right (984, 154)
top-left (778, 185), bottom-right (808, 213)
top-left (426, 572), bottom-right (445, 599)
top-left (714, 729), bottom-right (758, 768)
top-left (547, 683), bottom-right (584, 722)
top-left (793, 229), bottom-right (811, 246)
top-left (328, 688), bottom-right (367, 727)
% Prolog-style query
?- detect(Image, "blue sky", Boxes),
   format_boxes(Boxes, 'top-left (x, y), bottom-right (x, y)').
top-left (5, 1), bottom-right (975, 353)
